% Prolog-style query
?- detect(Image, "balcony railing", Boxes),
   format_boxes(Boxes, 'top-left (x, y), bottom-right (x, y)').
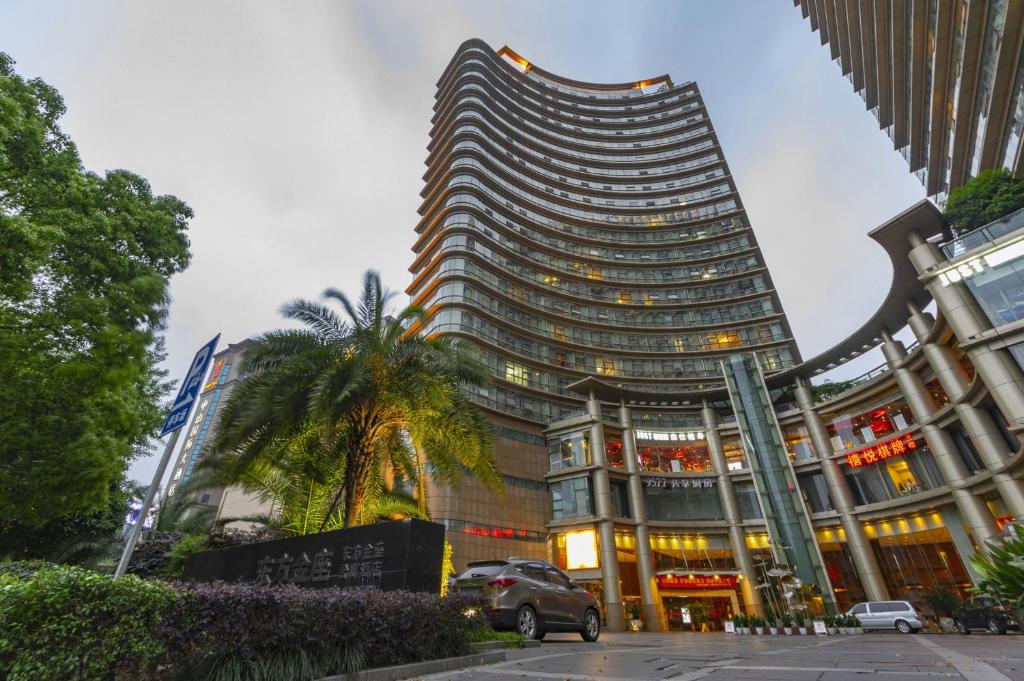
top-left (939, 207), bottom-right (1024, 259)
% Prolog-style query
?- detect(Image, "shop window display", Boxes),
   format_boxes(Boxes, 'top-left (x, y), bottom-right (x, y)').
top-left (721, 437), bottom-right (746, 470)
top-left (827, 397), bottom-right (916, 451)
top-left (605, 435), bottom-right (624, 468)
top-left (637, 439), bottom-right (713, 472)
top-left (550, 431), bottom-right (591, 470)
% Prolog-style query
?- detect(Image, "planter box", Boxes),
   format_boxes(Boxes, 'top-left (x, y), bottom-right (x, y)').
top-left (754, 627), bottom-right (764, 635)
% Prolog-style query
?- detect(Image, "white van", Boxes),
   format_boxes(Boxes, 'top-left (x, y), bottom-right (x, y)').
top-left (848, 600), bottom-right (923, 633)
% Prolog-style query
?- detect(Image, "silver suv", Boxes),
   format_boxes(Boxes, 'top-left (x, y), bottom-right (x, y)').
top-left (848, 600), bottom-right (923, 633)
top-left (453, 558), bottom-right (601, 641)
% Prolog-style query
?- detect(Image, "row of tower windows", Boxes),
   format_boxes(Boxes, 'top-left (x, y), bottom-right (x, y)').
top-left (421, 281), bottom-right (778, 331)
top-left (446, 138), bottom-right (725, 197)
top-left (423, 233), bottom-right (756, 286)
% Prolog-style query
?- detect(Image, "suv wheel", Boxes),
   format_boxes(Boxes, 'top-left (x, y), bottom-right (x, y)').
top-left (895, 619), bottom-right (913, 634)
top-left (986, 618), bottom-right (1007, 635)
top-left (516, 605), bottom-right (539, 640)
top-left (956, 619), bottom-right (970, 635)
top-left (581, 609), bottom-right (601, 642)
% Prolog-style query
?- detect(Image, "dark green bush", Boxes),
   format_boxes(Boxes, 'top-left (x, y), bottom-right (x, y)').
top-left (0, 565), bottom-right (179, 680)
top-left (1, 564), bottom-right (487, 681)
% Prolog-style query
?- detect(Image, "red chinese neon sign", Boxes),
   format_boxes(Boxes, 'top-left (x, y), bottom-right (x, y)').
top-left (845, 434), bottom-right (918, 468)
top-left (656, 573), bottom-right (738, 590)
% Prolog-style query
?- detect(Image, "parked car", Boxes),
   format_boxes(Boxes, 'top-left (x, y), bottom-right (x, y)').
top-left (954, 597), bottom-right (1018, 634)
top-left (452, 557), bottom-right (601, 641)
top-left (847, 600), bottom-right (923, 633)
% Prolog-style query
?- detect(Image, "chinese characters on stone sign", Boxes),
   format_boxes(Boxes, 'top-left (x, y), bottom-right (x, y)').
top-left (642, 477), bottom-right (715, 489)
top-left (255, 542), bottom-right (386, 587)
top-left (845, 434), bottom-right (918, 468)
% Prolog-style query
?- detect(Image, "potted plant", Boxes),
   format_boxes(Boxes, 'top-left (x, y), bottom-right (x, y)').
top-left (781, 612), bottom-right (793, 635)
top-left (825, 615), bottom-right (838, 636)
top-left (850, 614), bottom-right (863, 634)
top-left (838, 615), bottom-right (849, 635)
top-left (626, 602), bottom-right (643, 632)
top-left (751, 615), bottom-right (764, 635)
top-left (799, 617), bottom-right (811, 635)
top-left (733, 613), bottom-right (747, 635)
top-left (922, 587), bottom-right (961, 633)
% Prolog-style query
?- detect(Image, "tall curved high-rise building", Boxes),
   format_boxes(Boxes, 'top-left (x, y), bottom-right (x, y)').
top-left (407, 39), bottom-right (802, 566)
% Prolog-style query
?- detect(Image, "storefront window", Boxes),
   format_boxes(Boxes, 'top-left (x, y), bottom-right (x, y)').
top-left (843, 444), bottom-right (944, 504)
top-left (554, 530), bottom-right (599, 570)
top-left (605, 435), bottom-right (624, 468)
top-left (827, 397), bottom-right (915, 451)
top-left (964, 253), bottom-right (1024, 325)
top-left (645, 484), bottom-right (723, 520)
top-left (649, 533), bottom-right (734, 572)
top-left (637, 439), bottom-right (712, 472)
top-left (722, 437), bottom-right (746, 470)
top-left (798, 472), bottom-right (833, 512)
top-left (734, 481), bottom-right (762, 519)
top-left (925, 378), bottom-right (951, 411)
top-left (871, 526), bottom-right (973, 602)
top-left (784, 425), bottom-right (817, 461)
top-left (550, 431), bottom-right (591, 471)
top-left (551, 476), bottom-right (593, 519)
top-left (817, 528), bottom-right (867, 611)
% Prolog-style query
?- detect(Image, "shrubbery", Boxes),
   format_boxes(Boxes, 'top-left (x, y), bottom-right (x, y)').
top-left (0, 565), bottom-right (486, 681)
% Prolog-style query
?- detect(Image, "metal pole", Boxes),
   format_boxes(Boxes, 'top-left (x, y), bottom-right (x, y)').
top-left (114, 428), bottom-right (181, 578)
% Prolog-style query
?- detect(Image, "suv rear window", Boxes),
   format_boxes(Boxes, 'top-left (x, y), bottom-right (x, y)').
top-left (458, 562), bottom-right (506, 579)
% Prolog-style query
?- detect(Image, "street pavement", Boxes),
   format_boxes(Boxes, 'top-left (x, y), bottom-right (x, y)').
top-left (418, 631), bottom-right (1024, 681)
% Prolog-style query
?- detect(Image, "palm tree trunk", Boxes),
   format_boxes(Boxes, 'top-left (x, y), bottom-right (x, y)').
top-left (414, 442), bottom-right (428, 517)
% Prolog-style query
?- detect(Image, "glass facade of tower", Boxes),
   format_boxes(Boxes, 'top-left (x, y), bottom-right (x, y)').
top-left (408, 41), bottom-right (800, 426)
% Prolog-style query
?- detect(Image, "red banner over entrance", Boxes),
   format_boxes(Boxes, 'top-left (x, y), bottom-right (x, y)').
top-left (657, 573), bottom-right (738, 590)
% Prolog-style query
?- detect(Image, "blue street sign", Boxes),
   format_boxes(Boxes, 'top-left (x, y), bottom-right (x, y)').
top-left (160, 334), bottom-right (221, 436)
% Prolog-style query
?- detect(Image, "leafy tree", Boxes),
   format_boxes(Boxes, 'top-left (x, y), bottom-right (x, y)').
top-left (0, 52), bottom-right (191, 544)
top-left (213, 270), bottom-right (501, 528)
top-left (944, 168), bottom-right (1024, 235)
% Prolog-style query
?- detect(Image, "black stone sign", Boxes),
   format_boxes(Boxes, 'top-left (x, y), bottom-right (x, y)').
top-left (183, 518), bottom-right (445, 593)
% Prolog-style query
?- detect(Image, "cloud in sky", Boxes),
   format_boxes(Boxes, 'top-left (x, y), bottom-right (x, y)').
top-left (0, 0), bottom-right (926, 483)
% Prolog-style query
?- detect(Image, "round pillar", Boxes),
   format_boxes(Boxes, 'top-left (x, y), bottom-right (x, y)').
top-left (587, 392), bottom-right (624, 632)
top-left (794, 379), bottom-right (889, 602)
top-left (619, 402), bottom-right (663, 631)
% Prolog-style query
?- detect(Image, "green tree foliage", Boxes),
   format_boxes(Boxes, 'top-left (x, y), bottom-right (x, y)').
top-left (944, 168), bottom-right (1024, 235)
top-left (971, 533), bottom-right (1024, 606)
top-left (0, 52), bottom-right (192, 540)
top-left (213, 271), bottom-right (501, 528)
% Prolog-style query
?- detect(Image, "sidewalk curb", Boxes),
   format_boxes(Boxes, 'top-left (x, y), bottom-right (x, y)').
top-left (319, 650), bottom-right (507, 681)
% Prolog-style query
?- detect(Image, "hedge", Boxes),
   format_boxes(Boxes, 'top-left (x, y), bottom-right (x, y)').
top-left (0, 565), bottom-right (486, 681)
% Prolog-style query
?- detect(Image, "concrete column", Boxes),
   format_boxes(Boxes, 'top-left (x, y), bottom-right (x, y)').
top-left (909, 232), bottom-right (1024, 424)
top-left (619, 402), bottom-right (663, 631)
top-left (794, 379), bottom-right (889, 601)
top-left (702, 401), bottom-right (764, 616)
top-left (880, 333), bottom-right (1000, 549)
top-left (907, 306), bottom-right (1024, 519)
top-left (587, 392), bottom-right (624, 632)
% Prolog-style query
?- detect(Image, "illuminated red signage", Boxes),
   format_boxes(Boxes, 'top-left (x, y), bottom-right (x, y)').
top-left (204, 358), bottom-right (225, 390)
top-left (845, 434), bottom-right (918, 468)
top-left (656, 573), bottom-right (738, 590)
top-left (462, 526), bottom-right (529, 539)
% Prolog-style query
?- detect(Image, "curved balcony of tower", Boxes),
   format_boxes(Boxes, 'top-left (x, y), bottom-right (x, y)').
top-left (408, 41), bottom-right (801, 425)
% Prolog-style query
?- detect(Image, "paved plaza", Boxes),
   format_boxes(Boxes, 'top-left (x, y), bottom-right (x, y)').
top-left (422, 632), bottom-right (1024, 681)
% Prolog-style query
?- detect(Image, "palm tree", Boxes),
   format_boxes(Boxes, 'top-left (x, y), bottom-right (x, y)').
top-left (212, 270), bottom-right (501, 528)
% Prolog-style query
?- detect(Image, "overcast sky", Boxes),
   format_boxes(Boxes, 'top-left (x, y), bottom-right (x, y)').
top-left (1, 1), bottom-right (927, 485)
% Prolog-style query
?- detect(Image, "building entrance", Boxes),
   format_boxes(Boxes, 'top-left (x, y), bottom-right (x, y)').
top-left (661, 590), bottom-right (739, 631)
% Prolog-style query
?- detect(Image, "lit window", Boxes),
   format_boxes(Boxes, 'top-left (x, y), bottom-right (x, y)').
top-left (595, 358), bottom-right (617, 376)
top-left (505, 362), bottom-right (530, 386)
top-left (564, 530), bottom-right (599, 570)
